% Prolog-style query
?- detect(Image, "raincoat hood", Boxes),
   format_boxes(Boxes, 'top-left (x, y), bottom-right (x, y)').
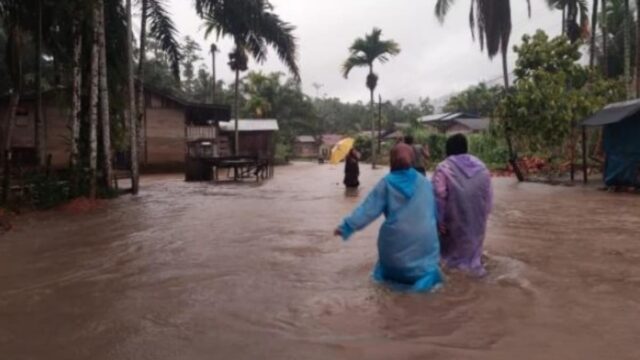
top-left (385, 168), bottom-right (418, 199)
top-left (448, 154), bottom-right (486, 179)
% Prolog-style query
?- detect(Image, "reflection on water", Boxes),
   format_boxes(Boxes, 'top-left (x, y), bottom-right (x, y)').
top-left (1, 162), bottom-right (640, 360)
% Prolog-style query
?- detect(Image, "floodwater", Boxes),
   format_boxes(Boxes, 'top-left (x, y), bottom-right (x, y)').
top-left (1, 162), bottom-right (639, 360)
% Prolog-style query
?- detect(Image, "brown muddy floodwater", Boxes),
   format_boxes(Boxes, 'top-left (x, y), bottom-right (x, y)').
top-left (1, 162), bottom-right (640, 359)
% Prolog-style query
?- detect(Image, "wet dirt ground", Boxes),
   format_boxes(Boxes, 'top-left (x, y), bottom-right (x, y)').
top-left (1, 162), bottom-right (639, 359)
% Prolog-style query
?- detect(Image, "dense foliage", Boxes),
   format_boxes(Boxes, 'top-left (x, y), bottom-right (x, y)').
top-left (497, 31), bottom-right (625, 160)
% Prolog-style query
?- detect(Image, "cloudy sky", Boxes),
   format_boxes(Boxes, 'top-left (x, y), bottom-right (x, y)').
top-left (166, 0), bottom-right (564, 103)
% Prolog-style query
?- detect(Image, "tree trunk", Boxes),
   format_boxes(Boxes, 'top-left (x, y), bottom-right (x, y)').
top-left (502, 50), bottom-right (510, 88)
top-left (211, 45), bottom-right (216, 102)
top-left (126, 0), bottom-right (139, 194)
top-left (368, 65), bottom-right (376, 169)
top-left (137, 0), bottom-right (148, 165)
top-left (2, 93), bottom-right (20, 203)
top-left (501, 49), bottom-right (525, 182)
top-left (35, 0), bottom-right (46, 168)
top-left (234, 68), bottom-right (240, 155)
top-left (98, 0), bottom-right (112, 191)
top-left (636, 0), bottom-right (640, 97)
top-left (562, 7), bottom-right (566, 35)
top-left (602, 0), bottom-right (609, 76)
top-left (369, 86), bottom-right (376, 169)
top-left (70, 21), bottom-right (82, 169)
top-left (624, 0), bottom-right (631, 98)
top-left (590, 0), bottom-right (599, 68)
top-left (89, 4), bottom-right (100, 199)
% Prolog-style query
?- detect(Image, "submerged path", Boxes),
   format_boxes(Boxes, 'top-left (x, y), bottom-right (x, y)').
top-left (1, 162), bottom-right (639, 360)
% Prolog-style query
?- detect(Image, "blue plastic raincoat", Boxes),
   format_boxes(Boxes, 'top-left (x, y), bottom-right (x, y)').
top-left (338, 168), bottom-right (443, 292)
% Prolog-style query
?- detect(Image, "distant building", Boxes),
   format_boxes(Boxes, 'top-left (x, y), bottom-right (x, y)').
top-left (293, 135), bottom-right (318, 158)
top-left (418, 112), bottom-right (490, 135)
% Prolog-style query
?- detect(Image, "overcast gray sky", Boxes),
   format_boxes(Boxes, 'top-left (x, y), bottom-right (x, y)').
top-left (167, 0), bottom-right (564, 103)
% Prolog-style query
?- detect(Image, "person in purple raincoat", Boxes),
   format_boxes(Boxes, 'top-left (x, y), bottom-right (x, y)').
top-left (433, 134), bottom-right (493, 276)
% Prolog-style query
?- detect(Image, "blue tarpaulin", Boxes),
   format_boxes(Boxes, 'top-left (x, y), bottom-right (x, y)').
top-left (583, 100), bottom-right (640, 187)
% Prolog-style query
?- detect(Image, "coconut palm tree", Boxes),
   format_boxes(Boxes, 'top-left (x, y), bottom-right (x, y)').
top-left (546, 0), bottom-right (590, 43)
top-left (624, 0), bottom-right (631, 98)
top-left (97, 0), bottom-right (112, 191)
top-left (210, 43), bottom-right (217, 102)
top-left (602, 0), bottom-right (609, 75)
top-left (125, 0), bottom-right (139, 194)
top-left (1, 0), bottom-right (25, 202)
top-left (434, 0), bottom-right (530, 181)
top-left (136, 0), bottom-right (181, 165)
top-left (342, 28), bottom-right (400, 168)
top-left (201, 0), bottom-right (299, 155)
top-left (435, 0), bottom-right (531, 89)
top-left (590, 0), bottom-right (599, 68)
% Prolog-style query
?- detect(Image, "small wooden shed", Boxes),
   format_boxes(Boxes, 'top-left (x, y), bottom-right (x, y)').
top-left (219, 119), bottom-right (279, 159)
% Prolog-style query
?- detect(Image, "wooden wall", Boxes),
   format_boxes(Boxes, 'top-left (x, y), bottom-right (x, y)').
top-left (0, 97), bottom-right (69, 168)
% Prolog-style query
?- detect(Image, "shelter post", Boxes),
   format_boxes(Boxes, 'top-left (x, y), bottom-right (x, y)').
top-left (582, 126), bottom-right (588, 184)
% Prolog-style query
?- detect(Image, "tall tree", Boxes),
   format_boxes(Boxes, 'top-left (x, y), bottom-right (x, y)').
top-left (590, 0), bottom-right (599, 68)
top-left (136, 0), bottom-right (181, 165)
top-left (602, 0), bottom-right (608, 75)
top-left (88, 0), bottom-right (100, 199)
top-left (435, 0), bottom-right (531, 89)
top-left (202, 0), bottom-right (300, 155)
top-left (342, 27), bottom-right (400, 168)
top-left (210, 43), bottom-right (217, 102)
top-left (34, 0), bottom-right (45, 167)
top-left (126, 0), bottom-right (139, 194)
top-left (624, 0), bottom-right (631, 97)
top-left (98, 0), bottom-right (112, 191)
top-left (546, 0), bottom-right (590, 43)
top-left (434, 0), bottom-right (530, 181)
top-left (181, 36), bottom-right (202, 96)
top-left (70, 17), bottom-right (82, 171)
top-left (1, 0), bottom-right (25, 202)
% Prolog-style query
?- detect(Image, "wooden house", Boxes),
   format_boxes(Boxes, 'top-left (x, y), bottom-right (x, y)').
top-left (0, 87), bottom-right (230, 172)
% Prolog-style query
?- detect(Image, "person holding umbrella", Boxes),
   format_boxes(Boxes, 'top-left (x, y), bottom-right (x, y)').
top-left (343, 148), bottom-right (361, 190)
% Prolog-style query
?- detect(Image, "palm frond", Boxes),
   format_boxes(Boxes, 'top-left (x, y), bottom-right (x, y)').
top-left (435, 0), bottom-right (455, 22)
top-left (147, 0), bottom-right (182, 80)
top-left (342, 54), bottom-right (369, 78)
top-left (254, 10), bottom-right (300, 80)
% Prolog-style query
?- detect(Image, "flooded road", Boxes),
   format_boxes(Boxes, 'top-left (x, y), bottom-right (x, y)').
top-left (1, 162), bottom-right (640, 359)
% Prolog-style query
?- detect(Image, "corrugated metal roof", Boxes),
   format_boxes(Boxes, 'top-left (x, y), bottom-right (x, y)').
top-left (219, 119), bottom-right (279, 132)
top-left (418, 112), bottom-right (479, 123)
top-left (321, 134), bottom-right (343, 146)
top-left (296, 135), bottom-right (316, 143)
top-left (455, 118), bottom-right (491, 131)
top-left (582, 99), bottom-right (640, 127)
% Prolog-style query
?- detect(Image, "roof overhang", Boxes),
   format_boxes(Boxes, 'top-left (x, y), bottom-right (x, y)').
top-left (582, 99), bottom-right (640, 127)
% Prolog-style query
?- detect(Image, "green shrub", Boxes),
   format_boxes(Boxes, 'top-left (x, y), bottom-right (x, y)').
top-left (354, 136), bottom-right (372, 162)
top-left (468, 133), bottom-right (509, 168)
top-left (27, 173), bottom-right (70, 210)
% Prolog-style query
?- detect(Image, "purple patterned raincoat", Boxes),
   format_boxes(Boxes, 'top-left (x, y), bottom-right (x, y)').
top-left (432, 154), bottom-right (493, 276)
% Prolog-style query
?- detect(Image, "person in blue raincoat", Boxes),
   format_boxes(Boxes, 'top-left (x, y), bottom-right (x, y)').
top-left (334, 143), bottom-right (443, 292)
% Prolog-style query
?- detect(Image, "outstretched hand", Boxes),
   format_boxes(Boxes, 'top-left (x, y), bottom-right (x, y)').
top-left (333, 228), bottom-right (343, 237)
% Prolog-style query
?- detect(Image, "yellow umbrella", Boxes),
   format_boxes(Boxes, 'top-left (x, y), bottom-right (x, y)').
top-left (329, 137), bottom-right (355, 165)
